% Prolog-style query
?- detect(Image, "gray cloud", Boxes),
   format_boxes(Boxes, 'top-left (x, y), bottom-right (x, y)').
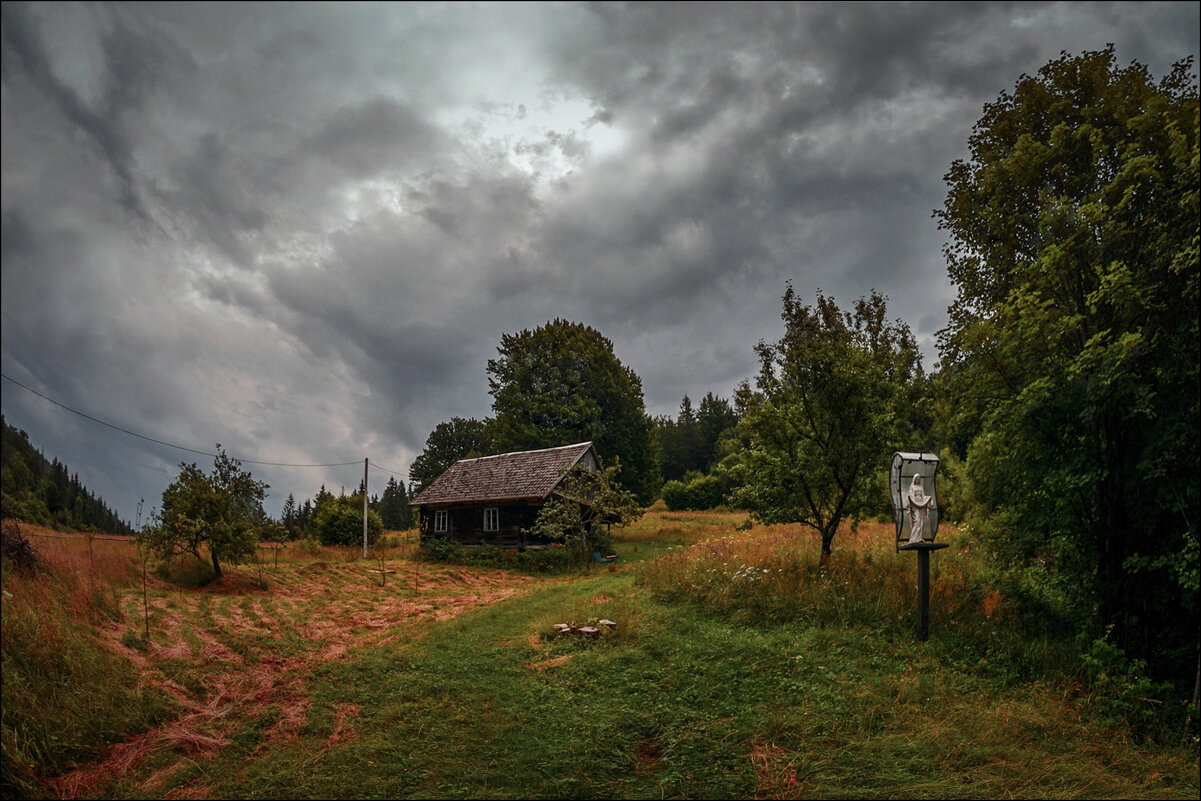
top-left (2, 1), bottom-right (1196, 520)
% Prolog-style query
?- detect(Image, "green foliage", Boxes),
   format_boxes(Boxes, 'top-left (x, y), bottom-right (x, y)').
top-left (1, 415), bottom-right (133, 536)
top-left (1075, 630), bottom-right (1195, 742)
top-left (655, 393), bottom-right (741, 489)
top-left (295, 535), bottom-right (322, 555)
top-left (408, 417), bottom-right (490, 495)
top-left (418, 539), bottom-right (576, 573)
top-left (661, 472), bottom-right (729, 511)
top-left (315, 495), bottom-right (383, 547)
top-left (138, 446), bottom-right (267, 578)
top-left (733, 285), bottom-right (924, 558)
top-left (935, 46), bottom-right (1199, 681)
top-left (523, 464), bottom-right (643, 557)
top-left (487, 319), bottom-right (660, 504)
top-left (374, 475), bottom-right (413, 530)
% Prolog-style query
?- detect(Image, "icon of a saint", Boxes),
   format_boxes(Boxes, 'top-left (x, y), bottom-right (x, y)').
top-left (906, 473), bottom-right (933, 543)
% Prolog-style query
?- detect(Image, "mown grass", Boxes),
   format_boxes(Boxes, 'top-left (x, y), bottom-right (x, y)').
top-left (3, 515), bottom-right (1198, 799)
top-left (147, 567), bottom-right (1198, 800)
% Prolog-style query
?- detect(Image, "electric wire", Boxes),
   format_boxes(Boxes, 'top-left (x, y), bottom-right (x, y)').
top-left (1, 372), bottom-right (363, 468)
top-left (368, 460), bottom-right (407, 478)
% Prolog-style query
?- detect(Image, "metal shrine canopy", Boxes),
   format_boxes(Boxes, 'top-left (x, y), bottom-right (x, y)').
top-left (890, 451), bottom-right (940, 552)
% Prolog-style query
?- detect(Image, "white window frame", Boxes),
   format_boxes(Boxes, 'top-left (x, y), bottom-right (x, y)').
top-left (434, 509), bottom-right (449, 533)
top-left (483, 507), bottom-right (499, 532)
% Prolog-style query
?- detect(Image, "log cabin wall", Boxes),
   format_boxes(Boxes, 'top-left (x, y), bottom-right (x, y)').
top-left (419, 502), bottom-right (552, 548)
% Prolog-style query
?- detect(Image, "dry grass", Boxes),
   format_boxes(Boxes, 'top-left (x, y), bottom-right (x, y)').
top-left (618, 502), bottom-right (748, 544)
top-left (45, 546), bottom-right (548, 798)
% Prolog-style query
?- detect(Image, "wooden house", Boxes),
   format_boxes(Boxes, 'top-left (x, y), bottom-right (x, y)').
top-left (409, 441), bottom-right (600, 548)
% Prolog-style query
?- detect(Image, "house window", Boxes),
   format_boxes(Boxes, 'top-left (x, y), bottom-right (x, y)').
top-left (434, 510), bottom-right (449, 533)
top-left (483, 507), bottom-right (499, 532)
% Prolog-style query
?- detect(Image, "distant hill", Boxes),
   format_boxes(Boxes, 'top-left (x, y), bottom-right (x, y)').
top-left (1, 415), bottom-right (133, 536)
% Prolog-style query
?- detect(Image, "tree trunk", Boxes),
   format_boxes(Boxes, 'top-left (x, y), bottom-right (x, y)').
top-left (211, 551), bottom-right (223, 579)
top-left (819, 521), bottom-right (838, 570)
top-left (1193, 650), bottom-right (1200, 711)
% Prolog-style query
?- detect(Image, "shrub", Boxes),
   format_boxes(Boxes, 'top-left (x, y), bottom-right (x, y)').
top-left (1074, 630), bottom-right (1195, 742)
top-left (419, 538), bottom-right (576, 573)
top-left (662, 473), bottom-right (729, 511)
top-left (316, 497), bottom-right (383, 547)
top-left (296, 536), bottom-right (322, 555)
top-left (661, 479), bottom-right (690, 511)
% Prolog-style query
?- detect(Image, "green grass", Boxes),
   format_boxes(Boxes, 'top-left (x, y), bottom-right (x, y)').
top-left (4, 514), bottom-right (1198, 799)
top-left (146, 568), bottom-right (1198, 800)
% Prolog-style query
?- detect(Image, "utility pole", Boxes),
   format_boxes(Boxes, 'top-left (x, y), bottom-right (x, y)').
top-left (363, 457), bottom-right (369, 558)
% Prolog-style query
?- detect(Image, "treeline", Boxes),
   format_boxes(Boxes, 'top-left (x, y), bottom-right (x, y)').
top-left (1, 416), bottom-right (134, 536)
top-left (272, 474), bottom-right (414, 542)
top-left (654, 393), bottom-right (742, 511)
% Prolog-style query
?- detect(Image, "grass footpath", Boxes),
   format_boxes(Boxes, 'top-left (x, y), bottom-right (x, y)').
top-left (4, 513), bottom-right (1199, 799)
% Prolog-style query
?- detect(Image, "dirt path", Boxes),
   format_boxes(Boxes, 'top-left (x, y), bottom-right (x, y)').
top-left (52, 560), bottom-right (544, 799)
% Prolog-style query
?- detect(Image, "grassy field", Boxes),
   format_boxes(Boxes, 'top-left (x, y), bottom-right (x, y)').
top-left (2, 511), bottom-right (1198, 799)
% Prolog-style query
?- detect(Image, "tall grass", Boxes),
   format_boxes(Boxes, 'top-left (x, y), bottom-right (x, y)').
top-left (635, 520), bottom-right (1078, 681)
top-left (1, 527), bottom-right (177, 797)
top-left (635, 516), bottom-right (1197, 742)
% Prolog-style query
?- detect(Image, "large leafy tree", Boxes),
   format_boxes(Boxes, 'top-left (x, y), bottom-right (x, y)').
top-left (408, 417), bottom-right (490, 494)
top-left (141, 446), bottom-right (267, 578)
top-left (487, 319), bottom-right (659, 504)
top-left (935, 47), bottom-right (1198, 679)
top-left (734, 286), bottom-right (923, 564)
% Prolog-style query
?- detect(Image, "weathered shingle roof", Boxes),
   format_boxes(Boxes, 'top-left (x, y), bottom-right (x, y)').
top-left (409, 442), bottom-right (597, 507)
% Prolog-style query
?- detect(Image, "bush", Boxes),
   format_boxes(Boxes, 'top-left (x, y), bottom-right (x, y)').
top-left (662, 473), bottom-right (728, 511)
top-left (296, 536), bottom-right (321, 555)
top-left (316, 497), bottom-right (383, 547)
top-left (418, 538), bottom-right (577, 573)
top-left (661, 480), bottom-right (690, 511)
top-left (1075, 630), bottom-right (1195, 742)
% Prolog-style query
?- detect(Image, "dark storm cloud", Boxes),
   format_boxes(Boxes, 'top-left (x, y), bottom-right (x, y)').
top-left (2, 2), bottom-right (1197, 520)
top-left (0, 2), bottom-right (181, 218)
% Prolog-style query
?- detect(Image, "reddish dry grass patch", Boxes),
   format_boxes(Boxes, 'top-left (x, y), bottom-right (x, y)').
top-left (525, 655), bottom-right (573, 672)
top-left (50, 556), bottom-right (544, 798)
top-left (748, 741), bottom-right (801, 798)
top-left (326, 703), bottom-right (362, 747)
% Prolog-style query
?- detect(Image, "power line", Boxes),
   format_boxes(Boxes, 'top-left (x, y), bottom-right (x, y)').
top-left (368, 460), bottom-right (407, 479)
top-left (1, 372), bottom-right (362, 468)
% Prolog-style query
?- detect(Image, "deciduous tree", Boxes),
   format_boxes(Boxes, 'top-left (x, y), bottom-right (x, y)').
top-left (140, 446), bottom-right (267, 578)
top-left (523, 464), bottom-right (642, 567)
top-left (487, 320), bottom-right (660, 504)
top-left (408, 417), bottom-right (490, 494)
top-left (316, 495), bottom-right (383, 547)
top-left (734, 286), bottom-right (923, 564)
top-left (935, 47), bottom-right (1198, 680)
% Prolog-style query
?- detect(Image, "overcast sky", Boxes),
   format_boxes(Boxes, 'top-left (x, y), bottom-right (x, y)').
top-left (2, 2), bottom-right (1197, 522)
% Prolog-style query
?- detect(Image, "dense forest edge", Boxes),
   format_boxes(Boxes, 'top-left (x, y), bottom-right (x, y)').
top-left (1, 416), bottom-right (133, 536)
